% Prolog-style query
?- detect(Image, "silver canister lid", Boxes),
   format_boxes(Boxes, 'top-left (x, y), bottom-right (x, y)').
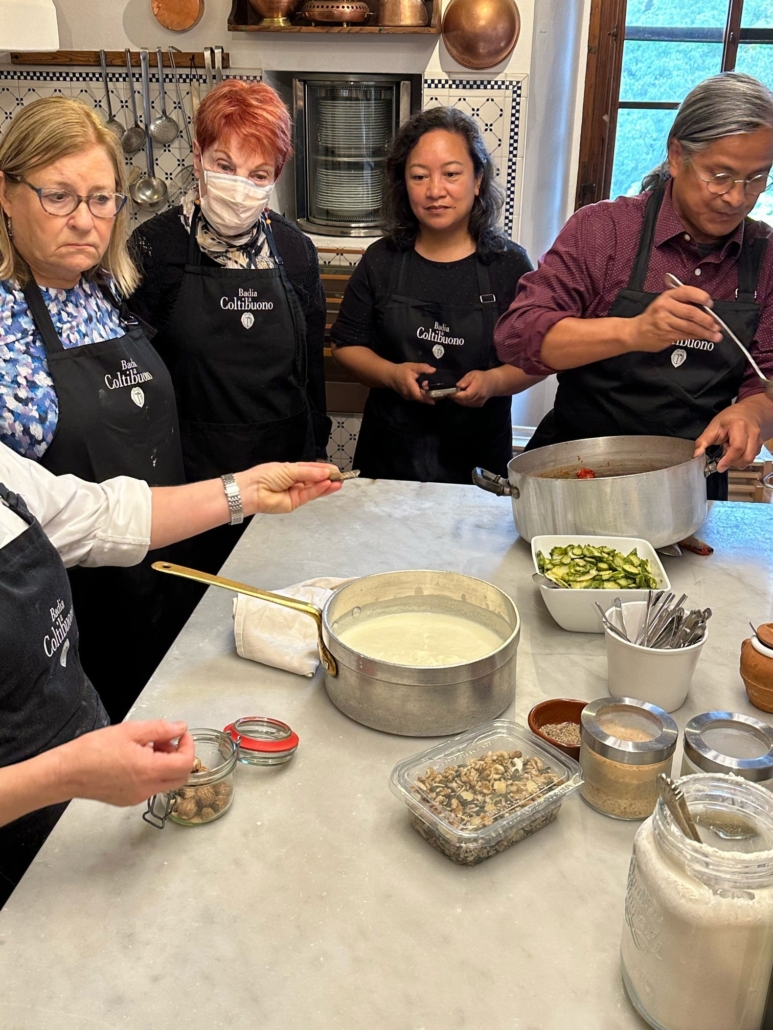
top-left (581, 697), bottom-right (678, 765)
top-left (684, 712), bottom-right (773, 781)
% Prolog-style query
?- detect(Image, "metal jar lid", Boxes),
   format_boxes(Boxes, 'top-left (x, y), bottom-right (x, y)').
top-left (684, 712), bottom-right (773, 781)
top-left (581, 697), bottom-right (678, 765)
top-left (224, 717), bottom-right (299, 766)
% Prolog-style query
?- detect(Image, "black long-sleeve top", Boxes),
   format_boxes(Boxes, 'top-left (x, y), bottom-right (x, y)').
top-left (128, 207), bottom-right (330, 454)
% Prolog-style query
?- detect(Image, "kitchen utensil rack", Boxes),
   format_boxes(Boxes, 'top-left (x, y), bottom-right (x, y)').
top-left (9, 50), bottom-right (231, 67)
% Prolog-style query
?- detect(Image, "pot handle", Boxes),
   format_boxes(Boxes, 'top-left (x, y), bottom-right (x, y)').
top-left (471, 467), bottom-right (519, 499)
top-left (703, 446), bottom-right (721, 478)
top-left (152, 561), bottom-right (338, 676)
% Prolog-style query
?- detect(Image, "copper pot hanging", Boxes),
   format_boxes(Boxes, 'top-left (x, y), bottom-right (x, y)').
top-left (441, 0), bottom-right (520, 71)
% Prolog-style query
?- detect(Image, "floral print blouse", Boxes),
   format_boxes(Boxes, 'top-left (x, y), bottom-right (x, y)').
top-left (0, 277), bottom-right (125, 459)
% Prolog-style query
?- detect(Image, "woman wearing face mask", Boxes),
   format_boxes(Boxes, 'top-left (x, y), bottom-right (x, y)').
top-left (129, 80), bottom-right (329, 572)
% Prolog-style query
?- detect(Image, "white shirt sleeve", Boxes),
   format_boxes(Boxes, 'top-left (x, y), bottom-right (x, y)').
top-left (0, 443), bottom-right (151, 568)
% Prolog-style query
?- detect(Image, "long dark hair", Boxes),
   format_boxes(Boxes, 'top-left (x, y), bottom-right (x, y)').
top-left (381, 106), bottom-right (507, 260)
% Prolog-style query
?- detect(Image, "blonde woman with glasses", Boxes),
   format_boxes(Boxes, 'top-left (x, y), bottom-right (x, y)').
top-left (0, 96), bottom-right (190, 721)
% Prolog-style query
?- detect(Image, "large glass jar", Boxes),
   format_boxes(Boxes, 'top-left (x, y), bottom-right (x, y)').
top-left (621, 774), bottom-right (773, 1030)
top-left (579, 697), bottom-right (677, 820)
top-left (680, 711), bottom-right (773, 789)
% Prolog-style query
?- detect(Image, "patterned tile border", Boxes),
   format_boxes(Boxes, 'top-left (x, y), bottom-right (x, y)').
top-left (423, 76), bottom-right (523, 237)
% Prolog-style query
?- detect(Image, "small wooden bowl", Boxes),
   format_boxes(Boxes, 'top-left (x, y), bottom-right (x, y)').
top-left (741, 625), bottom-right (773, 714)
top-left (528, 698), bottom-right (587, 761)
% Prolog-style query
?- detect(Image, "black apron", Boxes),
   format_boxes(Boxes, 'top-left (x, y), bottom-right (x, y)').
top-left (0, 484), bottom-right (109, 907)
top-left (23, 278), bottom-right (189, 723)
top-left (528, 187), bottom-right (766, 500)
top-left (149, 208), bottom-right (315, 573)
top-left (354, 249), bottom-right (512, 483)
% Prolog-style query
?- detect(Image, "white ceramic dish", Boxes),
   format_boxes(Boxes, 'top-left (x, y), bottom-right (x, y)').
top-left (604, 601), bottom-right (707, 712)
top-left (531, 534), bottom-right (671, 634)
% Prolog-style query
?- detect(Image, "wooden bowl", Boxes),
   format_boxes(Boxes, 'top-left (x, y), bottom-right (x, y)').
top-left (741, 627), bottom-right (773, 713)
top-left (528, 698), bottom-right (587, 761)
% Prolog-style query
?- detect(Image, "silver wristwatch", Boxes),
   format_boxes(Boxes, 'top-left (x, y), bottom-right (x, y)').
top-left (221, 473), bottom-right (244, 526)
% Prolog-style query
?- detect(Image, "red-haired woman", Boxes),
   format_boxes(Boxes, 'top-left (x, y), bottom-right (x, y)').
top-left (129, 79), bottom-right (330, 571)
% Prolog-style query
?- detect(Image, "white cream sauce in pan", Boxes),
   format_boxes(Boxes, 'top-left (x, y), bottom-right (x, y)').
top-left (337, 611), bottom-right (505, 667)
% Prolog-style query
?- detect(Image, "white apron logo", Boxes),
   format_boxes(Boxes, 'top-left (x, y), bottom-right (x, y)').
top-left (44, 598), bottom-right (74, 660)
top-left (131, 387), bottom-right (145, 407)
top-left (433, 344), bottom-right (445, 360)
top-left (221, 287), bottom-right (274, 313)
top-left (241, 312), bottom-right (255, 329)
top-left (104, 359), bottom-right (153, 392)
top-left (671, 349), bottom-right (687, 369)
top-left (417, 321), bottom-right (465, 351)
top-left (60, 639), bottom-right (70, 668)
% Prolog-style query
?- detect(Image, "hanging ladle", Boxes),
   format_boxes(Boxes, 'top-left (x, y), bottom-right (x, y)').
top-left (665, 272), bottom-right (773, 398)
top-left (121, 49), bottom-right (146, 156)
top-left (148, 47), bottom-right (179, 146)
top-left (130, 49), bottom-right (168, 212)
top-left (100, 50), bottom-right (123, 139)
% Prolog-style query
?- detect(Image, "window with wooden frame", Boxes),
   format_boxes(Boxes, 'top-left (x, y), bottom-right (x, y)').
top-left (576, 0), bottom-right (773, 219)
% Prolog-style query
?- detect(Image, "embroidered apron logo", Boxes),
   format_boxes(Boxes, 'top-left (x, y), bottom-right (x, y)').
top-left (417, 321), bottom-right (465, 348)
top-left (433, 344), bottom-right (445, 359)
top-left (671, 349), bottom-right (687, 368)
top-left (104, 359), bottom-right (154, 391)
top-left (241, 312), bottom-right (255, 329)
top-left (221, 287), bottom-right (274, 313)
top-left (131, 387), bottom-right (145, 407)
top-left (44, 598), bottom-right (74, 659)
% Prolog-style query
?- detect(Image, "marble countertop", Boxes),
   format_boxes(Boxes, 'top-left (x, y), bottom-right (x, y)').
top-left (1, 481), bottom-right (771, 1030)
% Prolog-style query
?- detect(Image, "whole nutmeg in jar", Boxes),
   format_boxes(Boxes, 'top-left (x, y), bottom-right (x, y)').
top-left (741, 622), bottom-right (773, 713)
top-left (143, 729), bottom-right (237, 829)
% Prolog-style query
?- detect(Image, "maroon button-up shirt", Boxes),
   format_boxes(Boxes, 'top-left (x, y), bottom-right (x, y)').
top-left (495, 179), bottom-right (773, 401)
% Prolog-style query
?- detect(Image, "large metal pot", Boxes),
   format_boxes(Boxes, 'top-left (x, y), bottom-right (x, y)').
top-left (153, 565), bottom-right (520, 738)
top-left (472, 436), bottom-right (718, 548)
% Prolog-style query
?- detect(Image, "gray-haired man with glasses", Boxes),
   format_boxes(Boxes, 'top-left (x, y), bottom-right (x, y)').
top-left (496, 72), bottom-right (773, 500)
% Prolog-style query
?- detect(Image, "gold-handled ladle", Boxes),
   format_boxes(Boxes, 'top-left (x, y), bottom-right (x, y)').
top-left (665, 272), bottom-right (773, 398)
top-left (152, 561), bottom-right (337, 674)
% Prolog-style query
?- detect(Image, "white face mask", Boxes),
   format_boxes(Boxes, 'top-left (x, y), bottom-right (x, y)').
top-left (199, 170), bottom-right (274, 239)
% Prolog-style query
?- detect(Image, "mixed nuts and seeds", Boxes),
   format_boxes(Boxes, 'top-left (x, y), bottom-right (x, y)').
top-left (409, 748), bottom-right (565, 864)
top-left (171, 756), bottom-right (234, 825)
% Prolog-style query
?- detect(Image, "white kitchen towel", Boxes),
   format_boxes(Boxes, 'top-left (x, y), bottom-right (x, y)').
top-left (233, 578), bottom-right (353, 677)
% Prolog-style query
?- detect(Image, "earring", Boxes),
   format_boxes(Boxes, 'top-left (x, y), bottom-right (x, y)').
top-left (6, 217), bottom-right (12, 238)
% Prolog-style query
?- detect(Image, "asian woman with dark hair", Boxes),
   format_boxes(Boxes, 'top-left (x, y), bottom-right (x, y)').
top-left (330, 106), bottom-right (542, 483)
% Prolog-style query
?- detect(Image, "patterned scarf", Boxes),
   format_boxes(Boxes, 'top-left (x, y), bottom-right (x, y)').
top-left (180, 189), bottom-right (276, 271)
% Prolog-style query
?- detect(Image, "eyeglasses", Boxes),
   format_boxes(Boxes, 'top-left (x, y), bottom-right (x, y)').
top-left (694, 168), bottom-right (773, 197)
top-left (12, 178), bottom-right (127, 218)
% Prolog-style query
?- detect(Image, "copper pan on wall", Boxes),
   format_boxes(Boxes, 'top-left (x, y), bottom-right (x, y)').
top-left (441, 0), bottom-right (520, 71)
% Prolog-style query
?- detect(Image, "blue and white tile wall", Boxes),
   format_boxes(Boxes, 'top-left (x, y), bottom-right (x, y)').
top-left (423, 74), bottom-right (527, 242)
top-left (0, 65), bottom-right (261, 226)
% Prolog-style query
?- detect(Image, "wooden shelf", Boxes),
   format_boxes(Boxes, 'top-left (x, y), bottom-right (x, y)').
top-left (228, 0), bottom-right (439, 33)
top-left (10, 50), bottom-right (231, 68)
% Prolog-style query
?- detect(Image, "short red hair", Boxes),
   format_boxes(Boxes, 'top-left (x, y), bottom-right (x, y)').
top-left (195, 79), bottom-right (293, 177)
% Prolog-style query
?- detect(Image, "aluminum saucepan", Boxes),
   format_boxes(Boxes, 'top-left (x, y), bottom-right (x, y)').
top-left (472, 435), bottom-right (718, 548)
top-left (153, 563), bottom-right (520, 737)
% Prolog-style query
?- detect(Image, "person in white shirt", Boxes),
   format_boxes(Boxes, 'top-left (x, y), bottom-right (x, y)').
top-left (0, 444), bottom-right (341, 904)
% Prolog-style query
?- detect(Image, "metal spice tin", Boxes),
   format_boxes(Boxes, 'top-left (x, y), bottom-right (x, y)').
top-left (682, 712), bottom-right (773, 783)
top-left (581, 697), bottom-right (678, 765)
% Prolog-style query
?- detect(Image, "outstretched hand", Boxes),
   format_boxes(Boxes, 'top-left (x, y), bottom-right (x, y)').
top-left (56, 720), bottom-right (195, 807)
top-left (237, 462), bottom-right (343, 516)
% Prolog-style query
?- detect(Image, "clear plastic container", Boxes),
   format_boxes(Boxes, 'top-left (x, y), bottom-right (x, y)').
top-left (580, 697), bottom-right (678, 820)
top-left (389, 720), bottom-right (583, 865)
top-left (621, 774), bottom-right (773, 1030)
top-left (680, 711), bottom-right (773, 789)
